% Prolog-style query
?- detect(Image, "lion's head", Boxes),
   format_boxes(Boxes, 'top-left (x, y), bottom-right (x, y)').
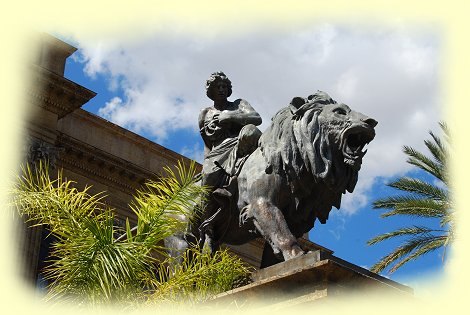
top-left (260, 91), bottom-right (377, 196)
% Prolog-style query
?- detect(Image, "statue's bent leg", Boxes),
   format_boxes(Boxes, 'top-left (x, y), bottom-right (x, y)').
top-left (164, 233), bottom-right (190, 275)
top-left (237, 124), bottom-right (262, 157)
top-left (260, 243), bottom-right (284, 268)
top-left (202, 228), bottom-right (218, 254)
top-left (198, 167), bottom-right (226, 254)
top-left (197, 200), bottom-right (221, 255)
top-left (249, 198), bottom-right (304, 261)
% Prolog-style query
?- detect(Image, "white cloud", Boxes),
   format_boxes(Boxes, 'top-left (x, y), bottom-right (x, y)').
top-left (180, 143), bottom-right (205, 164)
top-left (328, 216), bottom-right (346, 241)
top-left (280, 24), bottom-right (338, 65)
top-left (98, 96), bottom-right (122, 118)
top-left (335, 67), bottom-right (359, 100)
top-left (80, 42), bottom-right (112, 79)
top-left (340, 181), bottom-right (371, 215)
top-left (67, 24), bottom-right (441, 215)
top-left (391, 35), bottom-right (437, 78)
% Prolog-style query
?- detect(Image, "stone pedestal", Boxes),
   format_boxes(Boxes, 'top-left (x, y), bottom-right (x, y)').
top-left (208, 251), bottom-right (413, 309)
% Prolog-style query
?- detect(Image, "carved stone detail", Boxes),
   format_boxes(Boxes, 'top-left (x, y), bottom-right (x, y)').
top-left (25, 136), bottom-right (63, 168)
top-left (27, 65), bottom-right (96, 118)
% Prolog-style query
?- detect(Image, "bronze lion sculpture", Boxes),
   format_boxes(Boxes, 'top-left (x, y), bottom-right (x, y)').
top-left (180, 91), bottom-right (377, 267)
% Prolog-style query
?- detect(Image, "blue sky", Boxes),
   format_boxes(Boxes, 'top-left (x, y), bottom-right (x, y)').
top-left (58, 23), bottom-right (445, 292)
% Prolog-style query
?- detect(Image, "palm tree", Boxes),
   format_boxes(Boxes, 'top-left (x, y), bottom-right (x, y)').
top-left (12, 161), bottom-right (251, 307)
top-left (367, 122), bottom-right (453, 274)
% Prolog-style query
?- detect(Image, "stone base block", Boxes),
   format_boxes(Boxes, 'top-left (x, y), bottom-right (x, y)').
top-left (207, 251), bottom-right (413, 309)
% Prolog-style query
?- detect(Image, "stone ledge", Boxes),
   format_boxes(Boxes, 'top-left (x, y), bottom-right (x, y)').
top-left (28, 65), bottom-right (96, 118)
top-left (252, 250), bottom-right (331, 282)
top-left (207, 251), bottom-right (412, 308)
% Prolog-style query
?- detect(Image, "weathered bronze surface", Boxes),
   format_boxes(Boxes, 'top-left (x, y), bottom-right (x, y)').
top-left (194, 72), bottom-right (377, 267)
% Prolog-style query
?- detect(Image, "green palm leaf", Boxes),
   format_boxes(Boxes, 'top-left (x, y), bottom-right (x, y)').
top-left (130, 161), bottom-right (207, 250)
top-left (367, 226), bottom-right (443, 245)
top-left (388, 235), bottom-right (448, 273)
top-left (425, 135), bottom-right (445, 166)
top-left (150, 245), bottom-right (252, 305)
top-left (368, 122), bottom-right (452, 274)
top-left (13, 160), bottom-right (248, 306)
top-left (404, 146), bottom-right (445, 182)
top-left (369, 234), bottom-right (445, 274)
top-left (387, 177), bottom-right (447, 201)
top-left (374, 196), bottom-right (446, 218)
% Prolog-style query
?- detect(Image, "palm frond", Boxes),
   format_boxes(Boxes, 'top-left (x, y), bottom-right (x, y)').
top-left (12, 162), bottom-right (107, 239)
top-left (403, 145), bottom-right (445, 182)
top-left (373, 196), bottom-right (446, 218)
top-left (425, 133), bottom-right (445, 166)
top-left (387, 177), bottom-right (447, 201)
top-left (439, 121), bottom-right (451, 143)
top-left (149, 245), bottom-right (252, 305)
top-left (14, 159), bottom-right (251, 306)
top-left (369, 234), bottom-right (444, 274)
top-left (130, 161), bottom-right (207, 251)
top-left (425, 122), bottom-right (448, 165)
top-left (43, 209), bottom-right (155, 304)
top-left (367, 226), bottom-right (443, 245)
top-left (368, 122), bottom-right (452, 274)
top-left (388, 235), bottom-right (448, 273)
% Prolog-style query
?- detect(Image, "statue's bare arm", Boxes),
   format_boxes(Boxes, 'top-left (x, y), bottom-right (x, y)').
top-left (198, 100), bottom-right (261, 155)
top-left (218, 99), bottom-right (262, 127)
top-left (198, 107), bottom-right (212, 155)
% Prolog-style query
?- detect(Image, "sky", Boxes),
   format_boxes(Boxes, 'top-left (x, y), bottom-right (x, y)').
top-left (53, 22), bottom-right (446, 294)
top-left (0, 2), bottom-right (468, 315)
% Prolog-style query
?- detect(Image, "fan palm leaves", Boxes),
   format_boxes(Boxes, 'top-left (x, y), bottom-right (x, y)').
top-left (12, 161), bottom-right (251, 306)
top-left (368, 122), bottom-right (453, 274)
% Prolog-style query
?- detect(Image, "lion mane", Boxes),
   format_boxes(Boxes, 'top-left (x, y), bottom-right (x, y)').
top-left (258, 91), bottom-right (359, 229)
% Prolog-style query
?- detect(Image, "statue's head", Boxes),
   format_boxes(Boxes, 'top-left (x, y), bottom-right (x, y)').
top-left (205, 71), bottom-right (233, 100)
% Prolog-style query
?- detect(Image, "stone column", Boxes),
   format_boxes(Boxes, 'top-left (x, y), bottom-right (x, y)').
top-left (18, 137), bottom-right (62, 285)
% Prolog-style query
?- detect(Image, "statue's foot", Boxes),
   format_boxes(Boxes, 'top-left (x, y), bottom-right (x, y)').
top-left (283, 244), bottom-right (305, 261)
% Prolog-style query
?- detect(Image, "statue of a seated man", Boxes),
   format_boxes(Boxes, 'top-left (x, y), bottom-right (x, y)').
top-left (197, 71), bottom-right (262, 250)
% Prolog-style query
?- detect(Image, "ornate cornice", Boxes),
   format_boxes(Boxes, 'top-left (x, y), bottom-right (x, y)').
top-left (69, 109), bottom-right (200, 168)
top-left (57, 132), bottom-right (159, 195)
top-left (27, 65), bottom-right (96, 118)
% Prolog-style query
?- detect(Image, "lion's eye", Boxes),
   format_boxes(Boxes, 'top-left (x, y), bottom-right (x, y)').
top-left (333, 108), bottom-right (347, 115)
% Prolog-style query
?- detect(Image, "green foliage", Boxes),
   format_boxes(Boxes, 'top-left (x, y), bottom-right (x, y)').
top-left (150, 246), bottom-right (252, 306)
top-left (12, 161), bottom-right (251, 307)
top-left (367, 122), bottom-right (453, 274)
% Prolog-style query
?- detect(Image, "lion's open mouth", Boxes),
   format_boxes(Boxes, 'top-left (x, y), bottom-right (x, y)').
top-left (341, 126), bottom-right (375, 168)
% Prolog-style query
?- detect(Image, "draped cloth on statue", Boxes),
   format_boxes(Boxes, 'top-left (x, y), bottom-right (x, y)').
top-left (199, 126), bottom-right (260, 243)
